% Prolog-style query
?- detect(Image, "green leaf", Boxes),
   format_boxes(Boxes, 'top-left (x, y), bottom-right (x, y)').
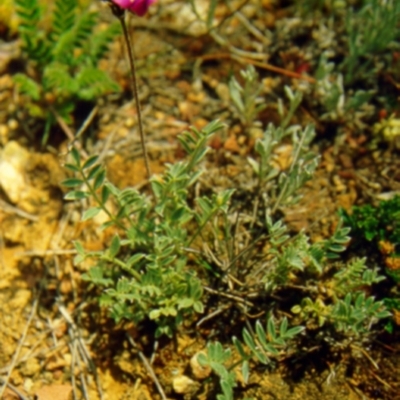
top-left (243, 329), bottom-right (267, 364)
top-left (220, 379), bottom-right (233, 400)
top-left (93, 169), bottom-right (106, 190)
top-left (43, 62), bottom-right (78, 95)
top-left (62, 177), bottom-right (84, 187)
top-left (71, 147), bottom-right (81, 166)
top-left (248, 157), bottom-right (260, 175)
top-left (233, 336), bottom-right (248, 360)
top-left (255, 320), bottom-right (268, 350)
top-left (82, 155), bottom-right (99, 170)
top-left (64, 163), bottom-right (80, 172)
top-left (267, 317), bottom-right (277, 341)
top-left (242, 361), bottom-right (250, 384)
top-left (193, 301), bottom-right (204, 313)
top-left (206, 0), bottom-right (217, 29)
top-left (52, 0), bottom-right (77, 39)
top-left (101, 185), bottom-right (111, 204)
top-left (280, 317), bottom-right (288, 336)
top-left (109, 235), bottom-right (121, 258)
top-left (74, 240), bottom-right (85, 255)
top-left (64, 190), bottom-right (89, 200)
top-left (13, 73), bottom-right (41, 101)
top-left (285, 326), bottom-right (305, 338)
top-left (76, 66), bottom-right (120, 100)
top-left (178, 298), bottom-right (194, 309)
top-left (126, 253), bottom-right (145, 267)
top-left (210, 361), bottom-right (227, 378)
top-left (86, 21), bottom-right (120, 62)
top-left (82, 207), bottom-right (101, 221)
top-left (87, 164), bottom-right (103, 181)
top-left (149, 309), bottom-right (161, 320)
top-left (291, 305), bottom-right (302, 314)
top-left (197, 353), bottom-right (208, 367)
top-left (163, 307), bottom-right (177, 317)
top-left (329, 244), bottom-right (346, 252)
top-left (74, 253), bottom-right (85, 264)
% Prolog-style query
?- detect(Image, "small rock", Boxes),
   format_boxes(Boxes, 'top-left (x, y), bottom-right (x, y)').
top-left (9, 289), bottom-right (31, 309)
top-left (21, 358), bottom-right (41, 377)
top-left (333, 175), bottom-right (346, 192)
top-left (0, 141), bottom-right (30, 204)
top-left (172, 375), bottom-right (196, 394)
top-left (23, 378), bottom-right (33, 393)
top-left (35, 384), bottom-right (72, 400)
top-left (190, 352), bottom-right (211, 380)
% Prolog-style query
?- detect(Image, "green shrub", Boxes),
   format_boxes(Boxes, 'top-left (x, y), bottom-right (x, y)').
top-left (14, 0), bottom-right (121, 143)
top-left (64, 67), bottom-right (392, 397)
top-left (343, 0), bottom-right (400, 83)
top-left (340, 196), bottom-right (400, 252)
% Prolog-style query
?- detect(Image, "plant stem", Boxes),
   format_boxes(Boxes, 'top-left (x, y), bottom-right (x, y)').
top-left (80, 171), bottom-right (125, 231)
top-left (114, 8), bottom-right (151, 180)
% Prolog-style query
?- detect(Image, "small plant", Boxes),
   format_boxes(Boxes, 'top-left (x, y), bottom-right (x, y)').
top-left (373, 114), bottom-right (400, 144)
top-left (14, 0), bottom-right (120, 143)
top-left (197, 342), bottom-right (239, 400)
top-left (295, 0), bottom-right (347, 15)
top-left (63, 62), bottom-right (393, 397)
top-left (313, 54), bottom-right (375, 122)
top-left (290, 248), bottom-right (390, 337)
top-left (340, 197), bottom-right (400, 328)
top-left (343, 0), bottom-right (400, 83)
top-left (233, 316), bottom-right (304, 367)
top-left (229, 65), bottom-right (266, 129)
top-left (197, 317), bottom-right (304, 400)
top-left (64, 120), bottom-right (235, 337)
top-left (340, 196), bottom-right (400, 254)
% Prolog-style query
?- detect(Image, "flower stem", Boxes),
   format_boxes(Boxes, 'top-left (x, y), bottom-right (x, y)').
top-left (114, 7), bottom-right (151, 180)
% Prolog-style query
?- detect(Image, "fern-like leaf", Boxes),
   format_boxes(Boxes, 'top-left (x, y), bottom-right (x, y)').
top-left (51, 0), bottom-right (78, 41)
top-left (15, 0), bottom-right (41, 34)
top-left (15, 0), bottom-right (52, 63)
top-left (76, 67), bottom-right (120, 100)
top-left (86, 22), bottom-right (121, 64)
top-left (73, 12), bottom-right (98, 50)
top-left (52, 29), bottom-right (78, 64)
top-left (13, 73), bottom-right (41, 101)
top-left (52, 11), bottom-right (97, 65)
top-left (43, 63), bottom-right (78, 96)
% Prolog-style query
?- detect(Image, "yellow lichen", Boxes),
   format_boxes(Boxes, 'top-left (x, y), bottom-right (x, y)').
top-left (373, 114), bottom-right (400, 142)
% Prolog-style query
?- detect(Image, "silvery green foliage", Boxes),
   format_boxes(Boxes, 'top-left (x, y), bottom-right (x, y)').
top-left (261, 220), bottom-right (352, 294)
top-left (64, 121), bottom-right (235, 337)
top-left (63, 64), bottom-right (392, 398)
top-left (313, 55), bottom-right (375, 121)
top-left (14, 0), bottom-right (120, 143)
top-left (198, 317), bottom-right (304, 400)
top-left (292, 257), bottom-right (390, 333)
top-left (332, 292), bottom-right (391, 334)
top-left (229, 65), bottom-right (267, 128)
top-left (333, 257), bottom-right (386, 296)
top-left (247, 87), bottom-right (318, 212)
top-left (234, 316), bottom-right (304, 366)
top-left (310, 0), bottom-right (400, 120)
top-left (344, 0), bottom-right (400, 83)
top-left (198, 342), bottom-right (238, 400)
top-left (292, 292), bottom-right (391, 335)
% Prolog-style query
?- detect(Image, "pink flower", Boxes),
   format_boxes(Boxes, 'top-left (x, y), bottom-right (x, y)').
top-left (111, 0), bottom-right (156, 16)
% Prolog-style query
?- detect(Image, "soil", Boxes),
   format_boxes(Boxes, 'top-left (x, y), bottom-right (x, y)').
top-left (1, 1), bottom-right (400, 400)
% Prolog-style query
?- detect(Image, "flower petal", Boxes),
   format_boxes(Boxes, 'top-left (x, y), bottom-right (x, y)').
top-left (112, 0), bottom-right (131, 9)
top-left (111, 0), bottom-right (156, 16)
top-left (129, 0), bottom-right (156, 16)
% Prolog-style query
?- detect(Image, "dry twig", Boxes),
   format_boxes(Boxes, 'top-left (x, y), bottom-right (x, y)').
top-left (126, 334), bottom-right (168, 400)
top-left (0, 297), bottom-right (38, 398)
